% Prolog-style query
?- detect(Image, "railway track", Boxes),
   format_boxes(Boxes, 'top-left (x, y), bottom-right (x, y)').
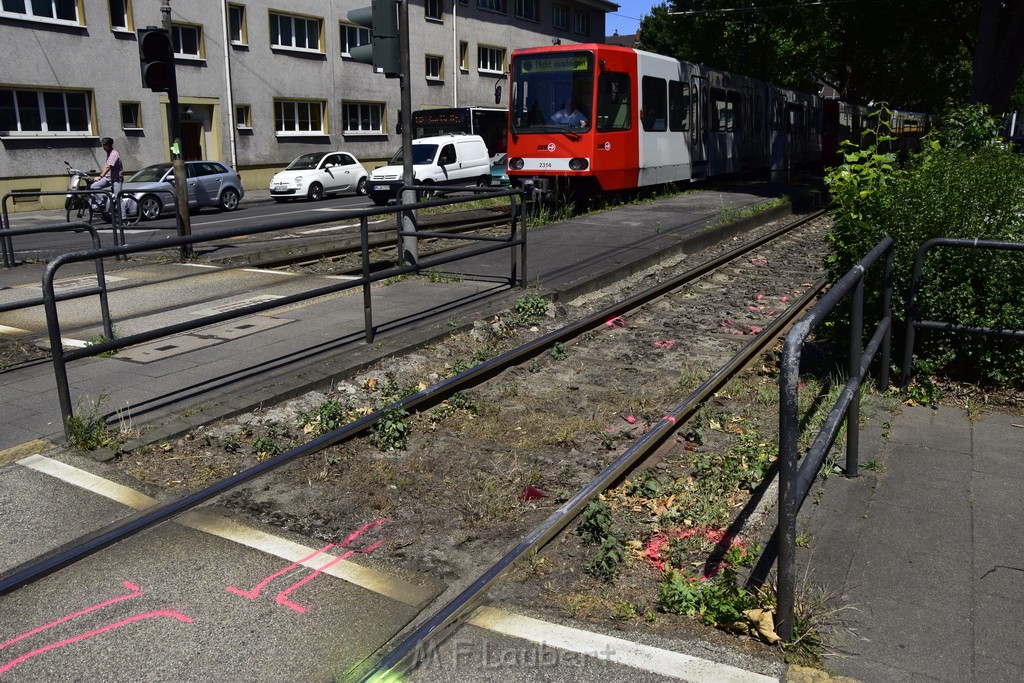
top-left (0, 208), bottom-right (834, 681)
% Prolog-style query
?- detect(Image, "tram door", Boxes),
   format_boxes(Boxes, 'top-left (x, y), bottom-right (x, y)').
top-left (690, 75), bottom-right (709, 178)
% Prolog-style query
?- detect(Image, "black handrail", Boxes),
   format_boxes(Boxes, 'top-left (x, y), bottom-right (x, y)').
top-left (901, 237), bottom-right (1024, 388)
top-left (776, 236), bottom-right (894, 640)
top-left (41, 188), bottom-right (524, 437)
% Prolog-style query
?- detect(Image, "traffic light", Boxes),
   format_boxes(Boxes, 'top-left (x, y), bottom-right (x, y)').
top-left (138, 27), bottom-right (175, 92)
top-left (347, 0), bottom-right (400, 78)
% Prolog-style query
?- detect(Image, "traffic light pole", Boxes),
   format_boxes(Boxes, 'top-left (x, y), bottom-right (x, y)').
top-left (398, 0), bottom-right (418, 266)
top-left (161, 0), bottom-right (192, 259)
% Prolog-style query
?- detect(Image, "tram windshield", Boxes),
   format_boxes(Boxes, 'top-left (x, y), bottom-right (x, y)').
top-left (511, 51), bottom-right (594, 134)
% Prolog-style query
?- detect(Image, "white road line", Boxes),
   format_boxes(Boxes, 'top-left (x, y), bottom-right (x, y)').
top-left (468, 606), bottom-right (779, 683)
top-left (18, 454), bottom-right (158, 510)
top-left (60, 338), bottom-right (89, 348)
top-left (177, 262), bottom-right (220, 269)
top-left (0, 324), bottom-right (30, 335)
top-left (241, 268), bottom-right (297, 276)
top-left (16, 454), bottom-right (432, 607)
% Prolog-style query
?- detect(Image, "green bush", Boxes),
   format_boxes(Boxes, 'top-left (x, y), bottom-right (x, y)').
top-left (825, 104), bottom-right (1024, 386)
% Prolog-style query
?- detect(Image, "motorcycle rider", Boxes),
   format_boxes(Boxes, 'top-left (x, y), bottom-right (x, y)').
top-left (90, 137), bottom-right (123, 218)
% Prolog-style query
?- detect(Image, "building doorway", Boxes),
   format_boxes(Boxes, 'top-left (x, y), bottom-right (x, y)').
top-left (181, 122), bottom-right (204, 161)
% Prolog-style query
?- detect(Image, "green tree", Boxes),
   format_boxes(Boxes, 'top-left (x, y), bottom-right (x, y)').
top-left (636, 0), bottom-right (1023, 114)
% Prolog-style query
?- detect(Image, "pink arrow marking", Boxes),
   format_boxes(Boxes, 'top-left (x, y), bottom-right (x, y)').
top-left (0, 610), bottom-right (192, 676)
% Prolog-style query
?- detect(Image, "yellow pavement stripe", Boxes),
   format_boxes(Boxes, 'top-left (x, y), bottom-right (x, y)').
top-left (0, 440), bottom-right (57, 467)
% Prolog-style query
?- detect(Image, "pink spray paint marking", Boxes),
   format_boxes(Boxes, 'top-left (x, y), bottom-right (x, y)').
top-left (653, 340), bottom-right (675, 349)
top-left (0, 610), bottom-right (192, 676)
top-left (226, 543), bottom-right (336, 600)
top-left (605, 316), bottom-right (627, 328)
top-left (275, 541), bottom-right (383, 613)
top-left (0, 581), bottom-right (143, 653)
top-left (661, 416), bottom-right (677, 424)
top-left (227, 519), bottom-right (388, 613)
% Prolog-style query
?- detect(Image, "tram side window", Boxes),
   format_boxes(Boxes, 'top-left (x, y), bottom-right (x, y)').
top-left (711, 88), bottom-right (742, 132)
top-left (596, 72), bottom-right (631, 132)
top-left (668, 80), bottom-right (688, 132)
top-left (641, 76), bottom-right (667, 131)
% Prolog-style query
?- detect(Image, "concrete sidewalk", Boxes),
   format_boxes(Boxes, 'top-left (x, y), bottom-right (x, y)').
top-left (797, 404), bottom-right (1024, 681)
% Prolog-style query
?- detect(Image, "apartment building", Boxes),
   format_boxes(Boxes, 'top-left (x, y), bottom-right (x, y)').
top-left (0, 0), bottom-right (615, 210)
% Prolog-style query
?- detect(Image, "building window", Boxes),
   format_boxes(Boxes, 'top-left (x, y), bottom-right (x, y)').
top-left (0, 0), bottom-right (79, 24)
top-left (425, 0), bottom-right (442, 21)
top-left (477, 45), bottom-right (505, 74)
top-left (109, 0), bottom-right (132, 31)
top-left (343, 102), bottom-right (383, 135)
top-left (573, 10), bottom-right (589, 36)
top-left (228, 4), bottom-right (247, 45)
top-left (120, 101), bottom-right (141, 129)
top-left (552, 4), bottom-right (568, 30)
top-left (274, 99), bottom-right (326, 135)
top-left (235, 104), bottom-right (251, 129)
top-left (459, 41), bottom-right (469, 72)
top-left (514, 0), bottom-right (538, 22)
top-left (477, 0), bottom-right (504, 14)
top-left (341, 22), bottom-right (370, 56)
top-left (270, 11), bottom-right (322, 53)
top-left (172, 23), bottom-right (204, 59)
top-left (0, 88), bottom-right (91, 136)
top-left (425, 55), bottom-right (443, 82)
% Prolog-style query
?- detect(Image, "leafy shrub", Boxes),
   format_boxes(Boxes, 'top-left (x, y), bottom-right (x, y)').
top-left (825, 104), bottom-right (1024, 386)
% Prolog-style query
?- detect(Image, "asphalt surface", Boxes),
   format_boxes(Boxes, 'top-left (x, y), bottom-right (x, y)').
top-left (2, 182), bottom-right (1022, 682)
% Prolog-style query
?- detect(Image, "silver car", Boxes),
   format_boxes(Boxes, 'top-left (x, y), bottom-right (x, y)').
top-left (124, 160), bottom-right (245, 221)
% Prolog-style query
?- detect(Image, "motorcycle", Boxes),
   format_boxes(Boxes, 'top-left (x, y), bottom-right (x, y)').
top-left (64, 161), bottom-right (139, 225)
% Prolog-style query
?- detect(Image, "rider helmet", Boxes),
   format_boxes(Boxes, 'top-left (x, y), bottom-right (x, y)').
top-left (100, 137), bottom-right (114, 147)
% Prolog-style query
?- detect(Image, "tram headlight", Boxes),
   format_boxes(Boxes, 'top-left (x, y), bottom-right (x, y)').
top-left (568, 158), bottom-right (589, 171)
top-left (508, 157), bottom-right (525, 171)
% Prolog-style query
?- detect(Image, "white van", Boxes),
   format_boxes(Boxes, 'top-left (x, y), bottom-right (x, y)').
top-left (366, 134), bottom-right (492, 205)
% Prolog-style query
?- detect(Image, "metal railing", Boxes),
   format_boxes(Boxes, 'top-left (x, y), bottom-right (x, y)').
top-left (0, 222), bottom-right (114, 340)
top-left (776, 236), bottom-right (894, 640)
top-left (901, 237), bottom-right (1024, 387)
top-left (40, 188), bottom-right (524, 437)
top-left (2, 188), bottom-right (185, 267)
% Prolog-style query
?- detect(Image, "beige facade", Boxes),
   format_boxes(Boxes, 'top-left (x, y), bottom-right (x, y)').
top-left (0, 0), bottom-right (615, 210)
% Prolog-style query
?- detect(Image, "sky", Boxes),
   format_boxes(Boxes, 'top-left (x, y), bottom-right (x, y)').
top-left (605, 0), bottom-right (659, 36)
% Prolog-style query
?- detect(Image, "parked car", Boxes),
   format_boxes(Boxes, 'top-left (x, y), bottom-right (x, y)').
top-left (124, 160), bottom-right (245, 221)
top-left (269, 151), bottom-right (368, 201)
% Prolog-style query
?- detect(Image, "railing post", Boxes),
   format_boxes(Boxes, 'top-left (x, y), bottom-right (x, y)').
top-left (846, 275), bottom-right (864, 478)
top-left (43, 262), bottom-right (75, 437)
top-left (361, 215), bottom-right (374, 344)
top-left (776, 330), bottom-right (802, 642)
top-left (1, 194), bottom-right (13, 267)
top-left (879, 249), bottom-right (894, 391)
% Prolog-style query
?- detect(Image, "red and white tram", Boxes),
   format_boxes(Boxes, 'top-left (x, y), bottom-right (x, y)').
top-left (506, 43), bottom-right (933, 199)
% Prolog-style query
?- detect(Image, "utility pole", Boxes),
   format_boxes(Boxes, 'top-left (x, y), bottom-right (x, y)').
top-left (160, 0), bottom-right (192, 256)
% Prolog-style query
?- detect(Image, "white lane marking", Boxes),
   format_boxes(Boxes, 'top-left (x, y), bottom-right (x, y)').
top-left (17, 454), bottom-right (431, 607)
top-left (61, 338), bottom-right (89, 348)
top-left (0, 324), bottom-right (30, 335)
top-left (182, 510), bottom-right (431, 607)
top-left (177, 262), bottom-right (220, 269)
top-left (18, 454), bottom-right (158, 510)
top-left (241, 268), bottom-right (297, 276)
top-left (468, 606), bottom-right (779, 683)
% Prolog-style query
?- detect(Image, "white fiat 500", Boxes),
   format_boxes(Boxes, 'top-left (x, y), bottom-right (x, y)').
top-left (269, 151), bottom-right (368, 201)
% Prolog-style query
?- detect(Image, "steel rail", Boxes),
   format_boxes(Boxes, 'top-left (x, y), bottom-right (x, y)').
top-left (353, 214), bottom-right (829, 681)
top-left (0, 210), bottom-right (824, 608)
